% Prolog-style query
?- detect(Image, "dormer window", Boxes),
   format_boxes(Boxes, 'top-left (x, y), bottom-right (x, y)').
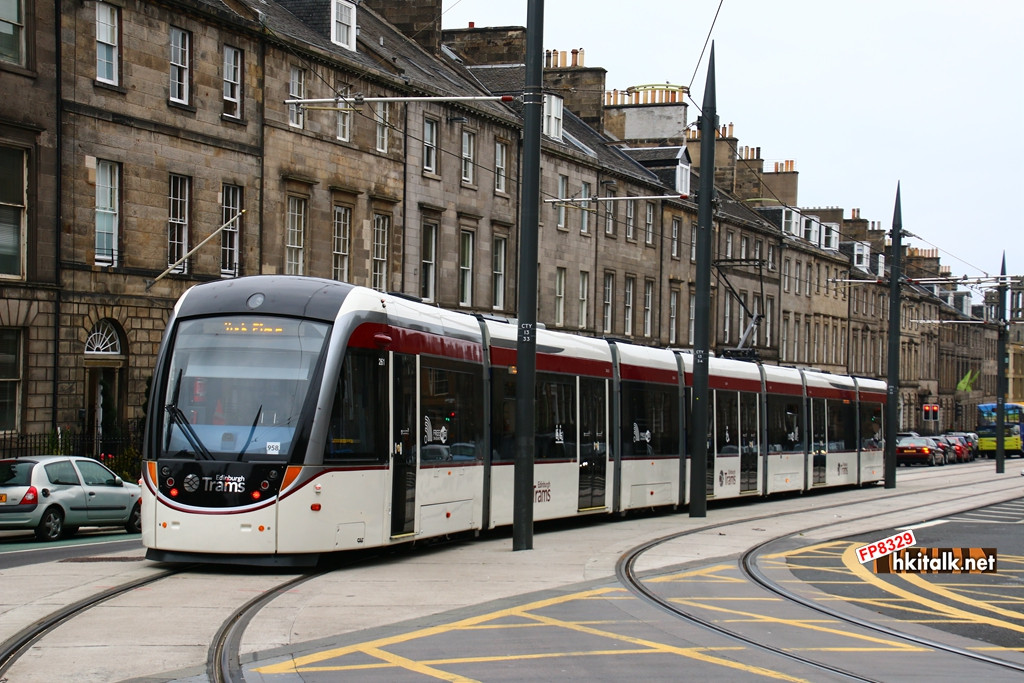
top-left (853, 242), bottom-right (869, 271)
top-left (802, 216), bottom-right (820, 246)
top-left (821, 222), bottom-right (839, 250)
top-left (543, 94), bottom-right (563, 141)
top-left (675, 148), bottom-right (691, 196)
top-left (331, 0), bottom-right (356, 52)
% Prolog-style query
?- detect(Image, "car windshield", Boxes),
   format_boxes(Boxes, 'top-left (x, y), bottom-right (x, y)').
top-left (898, 438), bottom-right (932, 448)
top-left (158, 315), bottom-right (330, 462)
top-left (0, 461), bottom-right (35, 486)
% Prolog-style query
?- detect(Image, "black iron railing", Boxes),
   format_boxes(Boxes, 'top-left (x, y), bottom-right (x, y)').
top-left (0, 421), bottom-right (145, 482)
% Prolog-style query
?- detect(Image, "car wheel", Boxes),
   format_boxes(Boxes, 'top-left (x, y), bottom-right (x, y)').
top-left (125, 502), bottom-right (142, 534)
top-left (35, 506), bottom-right (65, 541)
top-left (929, 453), bottom-right (937, 466)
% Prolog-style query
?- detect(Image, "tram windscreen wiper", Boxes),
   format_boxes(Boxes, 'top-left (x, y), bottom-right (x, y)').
top-left (237, 405), bottom-right (262, 461)
top-left (165, 368), bottom-right (214, 461)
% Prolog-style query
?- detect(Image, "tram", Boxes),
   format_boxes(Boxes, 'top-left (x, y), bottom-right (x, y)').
top-left (141, 276), bottom-right (886, 565)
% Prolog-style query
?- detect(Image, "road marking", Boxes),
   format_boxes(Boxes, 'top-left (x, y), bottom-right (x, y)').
top-left (253, 585), bottom-right (811, 681)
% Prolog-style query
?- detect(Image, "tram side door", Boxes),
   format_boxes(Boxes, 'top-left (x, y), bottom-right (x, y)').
top-left (391, 353), bottom-right (417, 538)
top-left (578, 377), bottom-right (607, 511)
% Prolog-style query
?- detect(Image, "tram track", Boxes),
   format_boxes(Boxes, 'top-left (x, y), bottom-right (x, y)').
top-left (0, 567), bottom-right (185, 678)
top-left (616, 471), bottom-right (1024, 682)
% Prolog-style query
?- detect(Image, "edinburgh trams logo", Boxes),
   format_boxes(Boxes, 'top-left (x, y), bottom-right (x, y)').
top-left (197, 474), bottom-right (247, 493)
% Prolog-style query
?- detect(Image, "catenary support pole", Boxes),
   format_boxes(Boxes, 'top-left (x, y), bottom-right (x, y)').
top-left (689, 45), bottom-right (717, 517)
top-left (513, 0), bottom-right (544, 550)
top-left (884, 185), bottom-right (902, 488)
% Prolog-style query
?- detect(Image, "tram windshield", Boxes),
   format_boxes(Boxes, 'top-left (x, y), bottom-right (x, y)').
top-left (159, 315), bottom-right (329, 462)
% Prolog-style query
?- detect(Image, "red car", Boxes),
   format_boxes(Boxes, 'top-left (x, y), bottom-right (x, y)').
top-left (896, 437), bottom-right (944, 466)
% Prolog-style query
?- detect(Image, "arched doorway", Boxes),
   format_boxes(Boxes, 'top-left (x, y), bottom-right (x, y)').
top-left (84, 319), bottom-right (127, 456)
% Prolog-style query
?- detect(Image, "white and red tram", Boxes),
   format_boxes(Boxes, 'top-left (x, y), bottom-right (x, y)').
top-left (141, 276), bottom-right (885, 565)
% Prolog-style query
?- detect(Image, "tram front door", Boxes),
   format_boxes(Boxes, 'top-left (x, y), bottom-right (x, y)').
top-left (391, 353), bottom-right (417, 537)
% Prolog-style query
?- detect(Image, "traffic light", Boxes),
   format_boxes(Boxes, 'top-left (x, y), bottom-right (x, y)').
top-left (955, 403), bottom-right (963, 420)
top-left (922, 404), bottom-right (940, 422)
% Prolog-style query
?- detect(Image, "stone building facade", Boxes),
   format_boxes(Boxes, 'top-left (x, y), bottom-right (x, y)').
top-left (1, 0), bottom-right (1000, 445)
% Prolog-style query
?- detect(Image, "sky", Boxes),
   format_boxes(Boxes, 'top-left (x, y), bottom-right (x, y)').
top-left (441, 0), bottom-right (1024, 284)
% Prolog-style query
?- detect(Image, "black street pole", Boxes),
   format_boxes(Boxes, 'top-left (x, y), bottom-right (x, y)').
top-left (513, 0), bottom-right (544, 550)
top-left (689, 45), bottom-right (717, 518)
top-left (996, 253), bottom-right (1007, 474)
top-left (884, 184), bottom-right (902, 489)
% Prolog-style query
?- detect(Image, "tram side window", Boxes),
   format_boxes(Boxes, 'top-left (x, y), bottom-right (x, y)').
top-left (579, 377), bottom-right (608, 458)
top-left (536, 373), bottom-right (575, 460)
top-left (622, 381), bottom-right (679, 457)
top-left (420, 357), bottom-right (484, 462)
top-left (714, 391), bottom-right (739, 455)
top-left (739, 391), bottom-right (759, 455)
top-left (325, 350), bottom-right (387, 464)
top-left (827, 399), bottom-right (858, 451)
top-left (766, 394), bottom-right (802, 453)
top-left (810, 397), bottom-right (827, 453)
top-left (860, 402), bottom-right (884, 449)
top-left (491, 374), bottom-right (516, 463)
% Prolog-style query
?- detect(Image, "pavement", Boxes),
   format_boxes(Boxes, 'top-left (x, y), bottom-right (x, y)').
top-left (1, 460), bottom-right (1021, 682)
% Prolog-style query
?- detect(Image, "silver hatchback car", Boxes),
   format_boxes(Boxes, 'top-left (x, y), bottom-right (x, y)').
top-left (0, 455), bottom-right (142, 541)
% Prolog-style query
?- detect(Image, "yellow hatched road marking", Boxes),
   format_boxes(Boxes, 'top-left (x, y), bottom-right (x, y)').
top-left (840, 544), bottom-right (1024, 633)
top-left (254, 585), bottom-right (810, 681)
top-left (667, 597), bottom-right (925, 651)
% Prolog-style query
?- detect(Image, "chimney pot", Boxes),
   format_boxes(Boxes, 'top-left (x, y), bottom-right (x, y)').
top-left (468, 21), bottom-right (475, 28)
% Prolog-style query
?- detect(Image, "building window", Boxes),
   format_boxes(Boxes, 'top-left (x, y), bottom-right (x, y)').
top-left (422, 118), bottom-right (437, 173)
top-left (725, 230), bottom-right (734, 258)
top-left (783, 258), bottom-right (791, 292)
top-left (625, 199), bottom-right (636, 240)
top-left (688, 292), bottom-right (696, 344)
top-left (331, 0), bottom-right (357, 51)
top-left (669, 290), bottom-right (679, 345)
top-left (580, 182), bottom-right (591, 234)
top-left (493, 236), bottom-right (506, 310)
top-left (333, 204), bottom-right (351, 282)
top-left (603, 273), bottom-right (614, 334)
top-left (556, 174), bottom-right (568, 228)
top-left (794, 261), bottom-right (802, 295)
top-left (335, 85), bottom-right (351, 141)
top-left (289, 66), bottom-right (304, 128)
top-left (740, 235), bottom-right (748, 259)
top-left (495, 141), bottom-right (508, 193)
top-left (690, 223), bottom-right (697, 261)
top-left (644, 202), bottom-right (654, 245)
top-left (459, 230), bottom-right (473, 306)
top-left (554, 267), bottom-right (566, 326)
top-left (221, 183), bottom-right (242, 277)
top-left (604, 197), bottom-right (616, 236)
top-left (1, 0), bottom-right (25, 66)
top-left (643, 280), bottom-right (653, 336)
top-left (765, 297), bottom-right (774, 347)
top-left (578, 271), bottom-right (589, 329)
top-left (0, 146), bottom-right (25, 277)
top-left (781, 314), bottom-right (789, 362)
top-left (543, 94), bottom-right (563, 140)
top-left (372, 213), bottom-right (389, 291)
top-left (94, 160), bottom-right (119, 267)
top-left (461, 130), bottom-right (475, 183)
top-left (0, 328), bottom-right (20, 431)
top-left (286, 195), bottom-right (306, 275)
top-left (167, 174), bottom-right (190, 274)
top-left (375, 102), bottom-right (389, 153)
top-left (421, 221), bottom-right (436, 301)
top-left (671, 217), bottom-right (680, 258)
top-left (723, 295), bottom-right (731, 344)
top-left (223, 46), bottom-right (243, 118)
top-left (624, 276), bottom-right (634, 336)
top-left (169, 27), bottom-right (191, 105)
top-left (95, 2), bottom-right (119, 85)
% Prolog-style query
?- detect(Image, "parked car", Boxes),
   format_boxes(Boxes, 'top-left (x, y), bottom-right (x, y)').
top-left (943, 434), bottom-right (971, 463)
top-left (947, 431), bottom-right (978, 459)
top-left (0, 455), bottom-right (141, 541)
top-left (934, 435), bottom-right (964, 464)
top-left (896, 436), bottom-right (944, 466)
